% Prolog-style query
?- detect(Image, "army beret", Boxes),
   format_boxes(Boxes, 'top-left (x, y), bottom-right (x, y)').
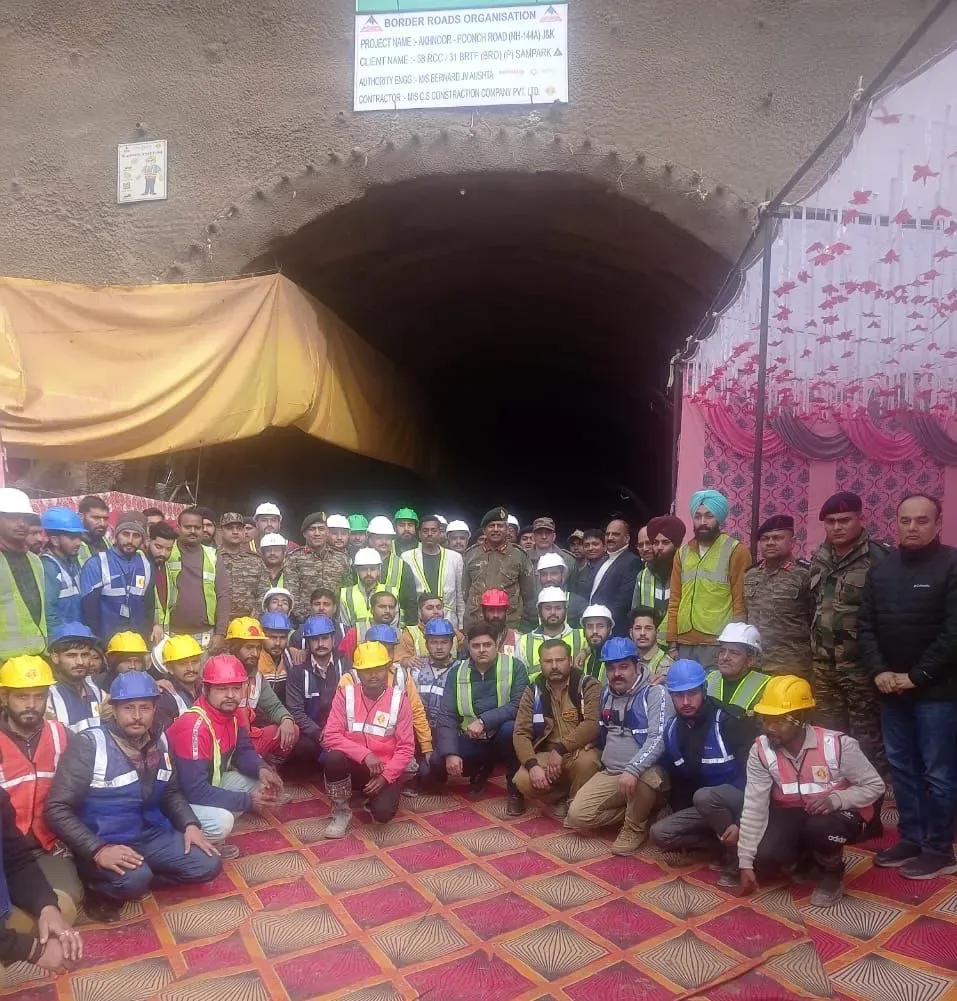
top-left (757, 514), bottom-right (794, 537)
top-left (301, 511), bottom-right (327, 533)
top-left (481, 506), bottom-right (509, 528)
top-left (818, 491), bottom-right (862, 520)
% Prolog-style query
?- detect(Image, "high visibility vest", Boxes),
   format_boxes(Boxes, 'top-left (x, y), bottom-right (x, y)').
top-left (644, 647), bottom-right (670, 678)
top-left (455, 656), bottom-right (515, 730)
top-left (663, 709), bottom-right (744, 789)
top-left (163, 543), bottom-right (217, 628)
top-left (339, 583), bottom-right (387, 627)
top-left (344, 684), bottom-right (402, 737)
top-left (0, 720), bottom-right (67, 850)
top-left (42, 553), bottom-right (80, 601)
top-left (183, 704), bottom-right (236, 786)
top-left (518, 627), bottom-right (584, 674)
top-left (599, 686), bottom-right (651, 742)
top-left (676, 535), bottom-right (738, 637)
top-left (706, 669), bottom-right (769, 712)
top-left (382, 555), bottom-right (403, 595)
top-left (635, 566), bottom-right (669, 611)
top-left (406, 546), bottom-right (452, 608)
top-left (48, 678), bottom-right (104, 733)
top-left (756, 726), bottom-right (873, 821)
top-left (0, 553), bottom-right (47, 658)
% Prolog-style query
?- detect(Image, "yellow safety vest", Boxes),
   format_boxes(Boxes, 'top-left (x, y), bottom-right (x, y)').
top-left (339, 583), bottom-right (387, 627)
top-left (0, 553), bottom-right (47, 658)
top-left (518, 627), bottom-right (585, 677)
top-left (455, 656), bottom-right (515, 730)
top-left (706, 669), bottom-right (770, 712)
top-left (183, 704), bottom-right (236, 786)
top-left (163, 543), bottom-right (217, 628)
top-left (676, 535), bottom-right (738, 637)
top-left (382, 555), bottom-right (403, 594)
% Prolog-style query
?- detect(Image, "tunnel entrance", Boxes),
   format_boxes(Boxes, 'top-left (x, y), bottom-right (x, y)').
top-left (230, 171), bottom-right (729, 529)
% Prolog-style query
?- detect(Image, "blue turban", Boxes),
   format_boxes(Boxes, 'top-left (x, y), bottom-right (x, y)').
top-left (690, 489), bottom-right (730, 525)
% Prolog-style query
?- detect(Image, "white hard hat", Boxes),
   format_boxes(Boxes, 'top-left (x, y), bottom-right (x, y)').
top-left (262, 586), bottom-right (295, 611)
top-left (255, 502), bottom-right (282, 518)
top-left (447, 520), bottom-right (470, 535)
top-left (717, 622), bottom-right (762, 652)
top-left (537, 586), bottom-right (568, 605)
top-left (259, 533), bottom-right (287, 549)
top-left (0, 489), bottom-right (34, 516)
top-left (326, 514), bottom-right (350, 530)
top-left (354, 547), bottom-right (383, 567)
top-left (507, 514), bottom-right (520, 528)
top-left (536, 552), bottom-right (566, 572)
top-left (581, 604), bottom-right (615, 625)
top-left (367, 516), bottom-right (395, 536)
top-left (435, 514), bottom-right (448, 526)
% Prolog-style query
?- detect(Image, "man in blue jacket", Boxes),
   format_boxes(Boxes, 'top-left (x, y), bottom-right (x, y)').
top-left (40, 507), bottom-right (85, 633)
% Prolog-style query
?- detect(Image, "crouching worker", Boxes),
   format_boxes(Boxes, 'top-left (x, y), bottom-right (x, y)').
top-left (565, 637), bottom-right (671, 855)
top-left (165, 655), bottom-right (285, 856)
top-left (650, 660), bottom-right (751, 885)
top-left (737, 675), bottom-right (885, 907)
top-left (321, 642), bottom-right (414, 838)
top-left (513, 639), bottom-right (601, 818)
top-left (44, 674), bottom-right (222, 923)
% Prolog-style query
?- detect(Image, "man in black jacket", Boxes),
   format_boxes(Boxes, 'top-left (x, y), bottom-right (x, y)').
top-left (859, 493), bottom-right (957, 880)
top-left (590, 518), bottom-right (642, 637)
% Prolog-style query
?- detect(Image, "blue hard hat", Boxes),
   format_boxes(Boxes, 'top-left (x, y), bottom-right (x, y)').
top-left (260, 611), bottom-right (292, 633)
top-left (110, 672), bottom-right (159, 701)
top-left (425, 618), bottom-right (455, 638)
top-left (600, 636), bottom-right (639, 663)
top-left (302, 614), bottom-right (335, 637)
top-left (40, 507), bottom-right (84, 534)
top-left (666, 659), bottom-right (708, 693)
top-left (49, 622), bottom-right (97, 649)
top-left (367, 624), bottom-right (399, 645)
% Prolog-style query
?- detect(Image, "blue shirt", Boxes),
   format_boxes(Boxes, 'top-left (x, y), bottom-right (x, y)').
top-left (79, 548), bottom-right (154, 643)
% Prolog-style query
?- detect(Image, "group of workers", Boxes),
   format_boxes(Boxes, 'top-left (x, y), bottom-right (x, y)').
top-left (0, 484), bottom-right (954, 973)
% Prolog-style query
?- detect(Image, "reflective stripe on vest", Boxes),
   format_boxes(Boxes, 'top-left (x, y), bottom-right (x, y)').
top-left (340, 583), bottom-right (388, 627)
top-left (304, 658), bottom-right (342, 698)
top-left (383, 555), bottom-right (403, 594)
top-left (0, 553), bottom-right (47, 658)
top-left (97, 550), bottom-right (150, 599)
top-left (344, 684), bottom-right (402, 737)
top-left (171, 689), bottom-right (190, 715)
top-left (706, 669), bottom-right (769, 712)
top-left (408, 546), bottom-right (447, 600)
top-left (664, 708), bottom-right (743, 788)
top-left (0, 721), bottom-right (66, 850)
top-left (518, 627), bottom-right (583, 670)
top-left (644, 647), bottom-right (668, 677)
top-left (407, 625), bottom-right (426, 657)
top-left (184, 705), bottom-right (236, 786)
top-left (600, 686), bottom-right (650, 739)
top-left (240, 672), bottom-right (263, 710)
top-left (636, 566), bottom-right (669, 609)
top-left (456, 656), bottom-right (514, 729)
top-left (164, 543), bottom-right (217, 628)
top-left (90, 728), bottom-right (172, 789)
top-left (48, 679), bottom-right (103, 733)
top-left (676, 535), bottom-right (738, 637)
top-left (42, 553), bottom-right (80, 600)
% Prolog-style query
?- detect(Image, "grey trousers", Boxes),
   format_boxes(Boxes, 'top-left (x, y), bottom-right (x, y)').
top-left (651, 783), bottom-right (745, 849)
top-left (676, 643), bottom-right (720, 669)
top-left (189, 770), bottom-right (260, 841)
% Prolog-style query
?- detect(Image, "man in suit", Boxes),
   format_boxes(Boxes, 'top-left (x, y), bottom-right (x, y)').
top-left (589, 518), bottom-right (642, 637)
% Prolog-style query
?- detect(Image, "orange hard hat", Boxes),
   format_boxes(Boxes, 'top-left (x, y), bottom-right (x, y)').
top-left (480, 588), bottom-right (510, 608)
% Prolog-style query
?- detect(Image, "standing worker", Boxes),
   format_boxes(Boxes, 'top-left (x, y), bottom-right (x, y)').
top-left (347, 515), bottom-right (369, 557)
top-left (76, 496), bottom-right (110, 566)
top-left (40, 508), bottom-right (85, 634)
top-left (589, 519), bottom-right (641, 636)
top-left (393, 507), bottom-right (420, 554)
top-left (0, 488), bottom-right (48, 660)
top-left (632, 516), bottom-right (685, 623)
top-left (366, 517), bottom-right (418, 625)
top-left (462, 507), bottom-right (536, 631)
top-left (285, 512), bottom-right (350, 621)
top-left (401, 514), bottom-right (465, 628)
top-left (217, 512), bottom-right (263, 619)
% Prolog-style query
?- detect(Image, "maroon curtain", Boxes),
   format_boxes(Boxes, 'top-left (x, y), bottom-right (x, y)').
top-left (770, 410), bottom-right (854, 460)
top-left (909, 414), bottom-right (957, 465)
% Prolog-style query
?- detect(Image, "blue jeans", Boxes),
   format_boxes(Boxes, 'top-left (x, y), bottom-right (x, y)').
top-left (882, 698), bottom-right (957, 858)
top-left (77, 825), bottom-right (223, 902)
top-left (431, 721), bottom-right (520, 793)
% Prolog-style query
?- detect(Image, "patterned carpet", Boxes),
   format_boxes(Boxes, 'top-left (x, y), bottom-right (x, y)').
top-left (3, 778), bottom-right (957, 1001)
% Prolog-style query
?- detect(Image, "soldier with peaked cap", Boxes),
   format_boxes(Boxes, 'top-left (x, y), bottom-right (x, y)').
top-left (462, 507), bottom-right (536, 630)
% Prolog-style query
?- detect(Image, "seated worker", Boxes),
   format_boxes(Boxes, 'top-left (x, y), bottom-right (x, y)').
top-left (258, 610), bottom-right (293, 704)
top-left (516, 587), bottom-right (585, 675)
top-left (396, 593), bottom-right (464, 669)
top-left (96, 630), bottom-right (149, 690)
top-left (152, 635), bottom-right (204, 733)
top-left (737, 676), bottom-right (885, 907)
top-left (286, 588), bottom-right (346, 658)
top-left (261, 586), bottom-right (294, 618)
top-left (480, 588), bottom-right (519, 657)
top-left (166, 655), bottom-right (284, 852)
top-left (0, 787), bottom-right (81, 973)
top-left (650, 660), bottom-right (752, 886)
top-left (44, 673), bottom-right (222, 923)
top-left (340, 591), bottom-right (398, 662)
top-left (285, 615), bottom-right (344, 770)
top-left (339, 547), bottom-right (388, 630)
top-left (708, 623), bottom-right (770, 714)
top-left (433, 623), bottom-right (529, 816)
top-left (579, 604), bottom-right (614, 678)
top-left (0, 656), bottom-right (83, 924)
top-left (513, 639), bottom-right (601, 818)
top-left (46, 622), bottom-right (104, 734)
top-left (321, 641), bottom-right (415, 838)
top-left (629, 606), bottom-right (673, 683)
top-left (565, 637), bottom-right (671, 855)
top-left (226, 617), bottom-right (299, 764)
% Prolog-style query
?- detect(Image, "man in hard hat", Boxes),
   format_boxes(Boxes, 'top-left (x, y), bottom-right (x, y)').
top-left (590, 518), bottom-right (642, 637)
top-left (633, 516), bottom-right (685, 623)
top-left (98, 631), bottom-right (149, 691)
top-left (504, 514), bottom-right (519, 545)
top-left (396, 593), bottom-right (464, 671)
top-left (40, 507), bottom-right (85, 633)
top-left (513, 639), bottom-right (601, 818)
top-left (515, 588), bottom-right (585, 675)
top-left (321, 641), bottom-right (415, 837)
top-left (217, 512), bottom-right (263, 618)
top-left (340, 590), bottom-right (398, 662)
top-left (0, 487), bottom-right (49, 661)
top-left (479, 588), bottom-right (520, 656)
top-left (366, 516), bottom-right (417, 626)
top-left (285, 615), bottom-right (344, 768)
top-left (565, 636), bottom-right (671, 854)
top-left (347, 514), bottom-right (369, 557)
top-left (393, 507), bottom-right (419, 554)
top-left (667, 490), bottom-right (751, 667)
top-left (261, 586), bottom-right (294, 617)
top-left (412, 619), bottom-right (462, 739)
top-left (254, 532), bottom-right (289, 605)
top-left (462, 507), bottom-right (536, 631)
top-left (285, 512), bottom-right (350, 622)
top-left (401, 514), bottom-right (465, 628)
top-left (535, 552), bottom-right (568, 591)
top-left (707, 623), bottom-right (770, 716)
top-left (579, 604), bottom-right (614, 678)
top-left (46, 622), bottom-right (104, 734)
top-left (152, 634), bottom-right (204, 732)
top-left (529, 517), bottom-right (576, 576)
top-left (258, 610), bottom-right (293, 704)
top-left (650, 660), bottom-right (752, 885)
top-left (0, 655), bottom-right (83, 924)
top-left (325, 514), bottom-right (351, 556)
top-left (340, 547), bottom-right (387, 631)
top-left (629, 607), bottom-right (673, 683)
top-left (445, 520), bottom-right (471, 555)
top-left (76, 495), bottom-right (110, 566)
top-left (252, 502), bottom-right (283, 550)
top-left (166, 655), bottom-right (284, 848)
top-left (736, 675), bottom-right (885, 907)
top-left (433, 622), bottom-right (529, 815)
top-left (45, 673), bottom-right (222, 922)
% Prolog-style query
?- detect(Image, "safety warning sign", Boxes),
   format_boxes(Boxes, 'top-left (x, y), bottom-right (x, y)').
top-left (353, 2), bottom-right (569, 111)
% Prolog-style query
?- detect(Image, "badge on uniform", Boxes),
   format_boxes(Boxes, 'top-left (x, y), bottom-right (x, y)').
top-left (373, 711), bottom-right (390, 727)
top-left (135, 575), bottom-right (146, 590)
top-left (119, 604), bottom-right (131, 618)
top-left (812, 765), bottom-right (830, 783)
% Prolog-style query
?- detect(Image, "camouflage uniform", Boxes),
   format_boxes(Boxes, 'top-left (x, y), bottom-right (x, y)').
top-left (219, 548), bottom-right (263, 619)
top-left (744, 560), bottom-right (814, 677)
top-left (808, 531), bottom-right (889, 772)
top-left (462, 543), bottom-right (537, 630)
top-left (283, 547), bottom-right (350, 618)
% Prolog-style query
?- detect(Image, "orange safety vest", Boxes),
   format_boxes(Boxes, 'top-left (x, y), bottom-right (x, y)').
top-left (0, 720), bottom-right (68, 850)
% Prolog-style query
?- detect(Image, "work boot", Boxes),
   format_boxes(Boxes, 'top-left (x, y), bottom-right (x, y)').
top-left (83, 891), bottom-right (124, 924)
top-left (810, 870), bottom-right (844, 907)
top-left (505, 790), bottom-right (526, 817)
top-left (323, 776), bottom-right (353, 839)
top-left (469, 763), bottom-right (492, 796)
top-left (861, 794), bottom-right (884, 841)
top-left (611, 817), bottom-right (648, 855)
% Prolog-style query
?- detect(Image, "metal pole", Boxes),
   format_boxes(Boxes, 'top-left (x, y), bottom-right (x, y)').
top-left (749, 216), bottom-right (775, 555)
top-left (669, 361), bottom-right (683, 514)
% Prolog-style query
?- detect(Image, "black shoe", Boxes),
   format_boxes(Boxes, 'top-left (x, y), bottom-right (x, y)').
top-left (218, 843), bottom-right (241, 860)
top-left (900, 852), bottom-right (957, 880)
top-left (505, 791), bottom-right (526, 817)
top-left (875, 841), bottom-right (922, 868)
top-left (861, 795), bottom-right (885, 840)
top-left (468, 764), bottom-right (492, 796)
top-left (83, 893), bottom-right (124, 924)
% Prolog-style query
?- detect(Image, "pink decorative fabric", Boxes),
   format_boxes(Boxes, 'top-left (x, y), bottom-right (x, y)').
top-left (700, 403), bottom-right (788, 458)
top-left (32, 492), bottom-right (184, 525)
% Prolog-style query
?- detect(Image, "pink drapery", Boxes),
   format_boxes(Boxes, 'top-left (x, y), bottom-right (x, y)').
top-left (841, 417), bottom-right (922, 462)
top-left (699, 403), bottom-right (788, 459)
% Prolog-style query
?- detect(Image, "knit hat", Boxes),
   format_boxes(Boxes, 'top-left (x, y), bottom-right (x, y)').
top-left (114, 516), bottom-right (145, 538)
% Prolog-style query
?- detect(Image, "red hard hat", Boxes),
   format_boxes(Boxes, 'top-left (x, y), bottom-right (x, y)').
top-left (202, 654), bottom-right (247, 686)
top-left (480, 588), bottom-right (509, 608)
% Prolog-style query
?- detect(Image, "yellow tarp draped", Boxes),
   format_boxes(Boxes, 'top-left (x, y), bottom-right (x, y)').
top-left (0, 274), bottom-right (427, 472)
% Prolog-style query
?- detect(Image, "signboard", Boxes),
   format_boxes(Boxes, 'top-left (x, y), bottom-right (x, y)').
top-left (354, 0), bottom-right (568, 111)
top-left (117, 139), bottom-right (167, 203)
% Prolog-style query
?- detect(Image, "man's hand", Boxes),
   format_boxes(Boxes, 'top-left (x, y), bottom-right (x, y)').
top-left (893, 672), bottom-right (916, 691)
top-left (93, 844), bottom-right (143, 875)
top-left (156, 678), bottom-right (175, 696)
top-left (446, 755), bottom-right (464, 778)
top-left (208, 633), bottom-right (226, 654)
top-left (528, 765), bottom-right (551, 791)
top-left (258, 766), bottom-right (283, 793)
top-left (875, 671), bottom-right (898, 694)
top-left (364, 753), bottom-right (384, 776)
top-left (668, 643), bottom-right (679, 658)
top-left (279, 717), bottom-right (298, 752)
top-left (364, 774), bottom-right (388, 797)
top-left (250, 788), bottom-right (278, 813)
top-left (737, 868), bottom-right (758, 897)
top-left (37, 906), bottom-right (82, 962)
top-left (403, 656), bottom-right (426, 673)
top-left (33, 936), bottom-right (67, 972)
top-left (649, 673), bottom-right (667, 686)
top-left (150, 624), bottom-right (165, 645)
top-left (573, 650), bottom-right (586, 670)
top-left (183, 824), bottom-right (220, 857)
top-left (544, 750), bottom-right (564, 783)
top-left (618, 772), bottom-right (639, 798)
top-left (287, 646), bottom-right (306, 666)
top-left (719, 823), bottom-right (739, 846)
top-left (466, 719), bottom-right (486, 739)
top-left (803, 792), bottom-right (834, 816)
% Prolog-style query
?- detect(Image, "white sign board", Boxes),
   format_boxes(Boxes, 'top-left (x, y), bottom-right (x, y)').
top-left (117, 140), bottom-right (167, 203)
top-left (354, 4), bottom-right (568, 111)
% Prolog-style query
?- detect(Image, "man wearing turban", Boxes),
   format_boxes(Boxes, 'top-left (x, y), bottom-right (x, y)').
top-left (632, 516), bottom-right (686, 622)
top-left (665, 490), bottom-right (751, 668)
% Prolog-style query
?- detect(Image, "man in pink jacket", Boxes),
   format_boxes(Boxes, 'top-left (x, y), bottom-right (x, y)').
top-left (321, 641), bottom-right (414, 838)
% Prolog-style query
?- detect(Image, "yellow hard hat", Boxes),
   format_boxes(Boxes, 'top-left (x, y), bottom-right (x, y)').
top-left (225, 617), bottom-right (267, 642)
top-left (0, 655), bottom-right (55, 689)
top-left (106, 631), bottom-right (149, 656)
top-left (754, 675), bottom-right (816, 716)
top-left (163, 634), bottom-right (203, 663)
top-left (352, 641), bottom-right (391, 671)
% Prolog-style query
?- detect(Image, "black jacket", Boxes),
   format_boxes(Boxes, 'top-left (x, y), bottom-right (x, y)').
top-left (590, 550), bottom-right (642, 636)
top-left (859, 538), bottom-right (957, 701)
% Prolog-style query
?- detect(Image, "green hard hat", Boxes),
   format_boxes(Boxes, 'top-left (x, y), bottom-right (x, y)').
top-left (394, 507), bottom-right (419, 522)
top-left (348, 514), bottom-right (369, 531)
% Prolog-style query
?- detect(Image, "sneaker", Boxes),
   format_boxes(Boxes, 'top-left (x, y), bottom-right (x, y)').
top-left (218, 843), bottom-right (241, 860)
top-left (717, 867), bottom-right (740, 889)
top-left (505, 791), bottom-right (527, 817)
top-left (810, 872), bottom-right (844, 907)
top-left (900, 852), bottom-right (957, 880)
top-left (875, 841), bottom-right (922, 868)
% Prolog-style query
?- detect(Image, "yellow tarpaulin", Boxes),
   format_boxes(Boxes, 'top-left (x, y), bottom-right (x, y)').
top-left (0, 274), bottom-right (427, 472)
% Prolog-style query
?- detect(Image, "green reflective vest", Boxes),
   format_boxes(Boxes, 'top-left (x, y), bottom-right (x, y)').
top-left (163, 543), bottom-right (217, 629)
top-left (455, 655), bottom-right (515, 730)
top-left (517, 627), bottom-right (584, 674)
top-left (0, 553), bottom-right (47, 658)
top-left (339, 583), bottom-right (387, 627)
top-left (706, 668), bottom-right (770, 711)
top-left (676, 535), bottom-right (739, 637)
